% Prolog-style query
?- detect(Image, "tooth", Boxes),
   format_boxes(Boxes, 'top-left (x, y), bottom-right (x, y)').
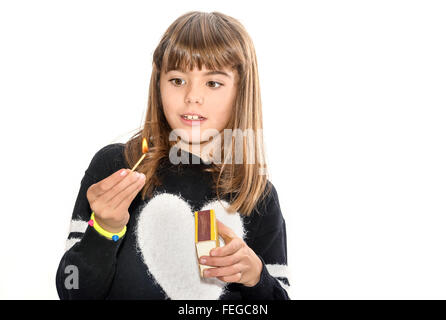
top-left (183, 114), bottom-right (204, 120)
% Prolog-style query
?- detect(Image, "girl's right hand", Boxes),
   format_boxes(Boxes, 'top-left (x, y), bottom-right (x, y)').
top-left (86, 169), bottom-right (146, 233)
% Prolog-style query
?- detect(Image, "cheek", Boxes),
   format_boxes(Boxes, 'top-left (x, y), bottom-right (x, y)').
top-left (211, 109), bottom-right (231, 130)
top-left (208, 93), bottom-right (234, 129)
top-left (160, 85), bottom-right (181, 121)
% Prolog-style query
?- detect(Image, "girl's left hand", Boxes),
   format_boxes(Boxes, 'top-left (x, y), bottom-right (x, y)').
top-left (199, 219), bottom-right (263, 287)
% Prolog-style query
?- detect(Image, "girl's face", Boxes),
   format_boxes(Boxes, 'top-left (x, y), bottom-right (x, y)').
top-left (159, 65), bottom-right (238, 144)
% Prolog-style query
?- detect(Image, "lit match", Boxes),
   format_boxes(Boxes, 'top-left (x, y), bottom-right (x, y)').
top-left (131, 137), bottom-right (149, 172)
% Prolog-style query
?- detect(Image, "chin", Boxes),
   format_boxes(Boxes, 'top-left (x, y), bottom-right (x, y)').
top-left (188, 135), bottom-right (216, 146)
top-left (184, 136), bottom-right (208, 145)
top-left (182, 128), bottom-right (206, 144)
top-left (171, 123), bottom-right (218, 145)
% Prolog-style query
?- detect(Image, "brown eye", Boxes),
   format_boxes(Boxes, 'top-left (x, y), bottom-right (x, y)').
top-left (169, 78), bottom-right (185, 86)
top-left (207, 81), bottom-right (223, 88)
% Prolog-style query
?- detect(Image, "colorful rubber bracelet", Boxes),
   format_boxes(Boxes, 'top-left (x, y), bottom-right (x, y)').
top-left (89, 212), bottom-right (127, 242)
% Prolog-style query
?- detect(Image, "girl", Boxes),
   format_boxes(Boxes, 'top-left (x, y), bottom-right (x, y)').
top-left (56, 11), bottom-right (290, 300)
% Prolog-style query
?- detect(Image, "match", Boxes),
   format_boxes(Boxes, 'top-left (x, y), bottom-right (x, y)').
top-left (130, 137), bottom-right (149, 172)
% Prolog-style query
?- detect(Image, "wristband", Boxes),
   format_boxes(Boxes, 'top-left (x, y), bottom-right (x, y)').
top-left (88, 212), bottom-right (127, 242)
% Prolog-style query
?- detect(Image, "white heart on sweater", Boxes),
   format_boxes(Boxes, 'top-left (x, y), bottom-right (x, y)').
top-left (135, 193), bottom-right (246, 300)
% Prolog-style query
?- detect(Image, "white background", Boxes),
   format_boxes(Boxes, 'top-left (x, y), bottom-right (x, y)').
top-left (0, 0), bottom-right (445, 299)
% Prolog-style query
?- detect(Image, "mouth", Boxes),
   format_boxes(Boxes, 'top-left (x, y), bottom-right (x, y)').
top-left (180, 114), bottom-right (207, 126)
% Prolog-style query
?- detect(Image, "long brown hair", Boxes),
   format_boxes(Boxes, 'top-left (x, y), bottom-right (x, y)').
top-left (123, 11), bottom-right (271, 216)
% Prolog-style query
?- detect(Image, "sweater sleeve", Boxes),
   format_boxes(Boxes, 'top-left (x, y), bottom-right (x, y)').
top-left (238, 182), bottom-right (291, 300)
top-left (55, 144), bottom-right (126, 300)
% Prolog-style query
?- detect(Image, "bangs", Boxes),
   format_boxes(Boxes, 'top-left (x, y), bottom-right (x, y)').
top-left (159, 12), bottom-right (245, 74)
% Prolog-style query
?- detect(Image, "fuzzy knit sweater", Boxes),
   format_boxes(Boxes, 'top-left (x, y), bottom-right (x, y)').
top-left (56, 143), bottom-right (290, 300)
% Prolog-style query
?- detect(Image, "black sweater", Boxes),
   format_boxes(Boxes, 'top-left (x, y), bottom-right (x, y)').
top-left (56, 143), bottom-right (290, 300)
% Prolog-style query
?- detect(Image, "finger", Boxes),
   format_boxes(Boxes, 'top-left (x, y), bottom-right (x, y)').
top-left (204, 264), bottom-right (242, 279)
top-left (111, 172), bottom-right (145, 209)
top-left (211, 237), bottom-right (244, 257)
top-left (217, 273), bottom-right (243, 283)
top-left (101, 171), bottom-right (143, 204)
top-left (200, 250), bottom-right (242, 267)
top-left (90, 168), bottom-right (130, 197)
top-left (216, 219), bottom-right (238, 243)
top-left (113, 175), bottom-right (146, 210)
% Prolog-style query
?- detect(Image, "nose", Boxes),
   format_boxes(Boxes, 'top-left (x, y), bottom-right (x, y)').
top-left (185, 83), bottom-right (204, 105)
top-left (186, 96), bottom-right (203, 104)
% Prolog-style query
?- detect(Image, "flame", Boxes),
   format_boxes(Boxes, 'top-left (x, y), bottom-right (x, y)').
top-left (142, 137), bottom-right (149, 154)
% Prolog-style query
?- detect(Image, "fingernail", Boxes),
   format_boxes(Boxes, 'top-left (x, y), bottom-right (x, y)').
top-left (120, 170), bottom-right (128, 176)
top-left (200, 258), bottom-right (206, 264)
top-left (204, 270), bottom-right (210, 277)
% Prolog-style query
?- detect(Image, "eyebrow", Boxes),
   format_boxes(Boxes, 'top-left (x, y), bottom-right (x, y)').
top-left (204, 71), bottom-right (231, 78)
top-left (168, 69), bottom-right (231, 78)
